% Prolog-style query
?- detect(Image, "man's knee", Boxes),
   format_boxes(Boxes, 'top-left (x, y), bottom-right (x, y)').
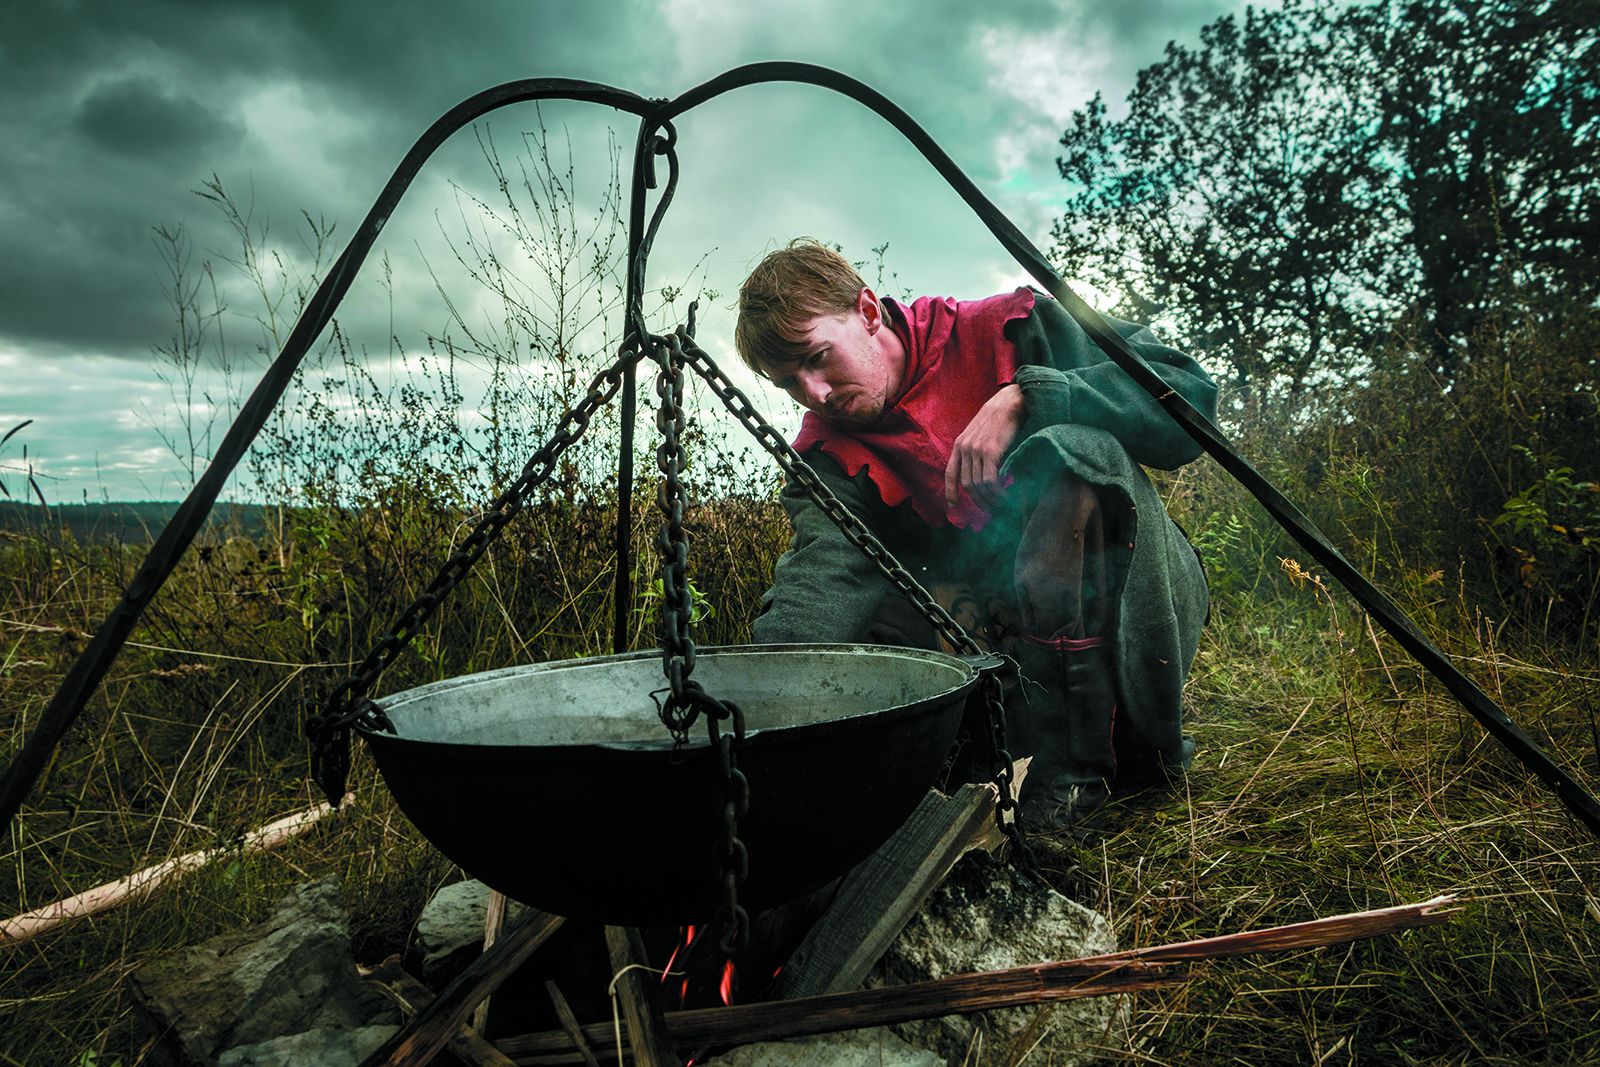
top-left (1012, 471), bottom-right (1134, 637)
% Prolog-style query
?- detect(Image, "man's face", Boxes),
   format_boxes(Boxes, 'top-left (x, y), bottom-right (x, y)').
top-left (763, 291), bottom-right (904, 428)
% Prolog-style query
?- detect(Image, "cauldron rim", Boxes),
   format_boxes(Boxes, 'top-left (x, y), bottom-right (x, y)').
top-left (357, 642), bottom-right (979, 754)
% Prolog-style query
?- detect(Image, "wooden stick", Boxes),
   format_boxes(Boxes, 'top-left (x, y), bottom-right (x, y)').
top-left (1099, 894), bottom-right (1461, 965)
top-left (0, 796), bottom-right (348, 944)
top-left (365, 958), bottom-right (518, 1067)
top-left (361, 908), bottom-right (565, 1067)
top-left (603, 926), bottom-right (678, 1067)
top-left (473, 889), bottom-right (511, 1033)
top-left (505, 964), bottom-right (1177, 1063)
top-left (545, 981), bottom-right (602, 1067)
top-left (499, 894), bottom-right (1459, 1062)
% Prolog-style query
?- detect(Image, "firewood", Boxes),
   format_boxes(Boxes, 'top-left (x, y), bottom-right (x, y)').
top-left (604, 925), bottom-right (678, 1067)
top-left (365, 958), bottom-right (517, 1067)
top-left (545, 981), bottom-right (603, 1067)
top-left (497, 894), bottom-right (1459, 1063)
top-left (1101, 893), bottom-right (1462, 964)
top-left (360, 908), bottom-right (564, 1067)
top-left (774, 760), bottom-right (1028, 1000)
top-left (502, 964), bottom-right (1175, 1063)
top-left (474, 889), bottom-right (511, 1033)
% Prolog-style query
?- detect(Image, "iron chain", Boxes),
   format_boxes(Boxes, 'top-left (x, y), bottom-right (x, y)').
top-left (676, 343), bottom-right (975, 652)
top-left (651, 324), bottom-right (696, 740)
top-left (308, 342), bottom-right (642, 804)
top-left (671, 336), bottom-right (1033, 859)
top-left (982, 672), bottom-right (1036, 870)
top-left (648, 324), bottom-right (752, 953)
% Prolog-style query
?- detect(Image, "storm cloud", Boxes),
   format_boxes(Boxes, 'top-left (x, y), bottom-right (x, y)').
top-left (1, 0), bottom-right (1270, 499)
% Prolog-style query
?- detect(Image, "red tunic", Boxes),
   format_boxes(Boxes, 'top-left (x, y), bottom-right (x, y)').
top-left (792, 287), bottom-right (1037, 530)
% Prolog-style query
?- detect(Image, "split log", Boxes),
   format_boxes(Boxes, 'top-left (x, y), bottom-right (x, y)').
top-left (360, 908), bottom-right (564, 1067)
top-left (498, 894), bottom-right (1459, 1063)
top-left (604, 925), bottom-right (678, 1067)
top-left (0, 796), bottom-right (348, 944)
top-left (774, 766), bottom-right (1026, 1000)
top-left (365, 958), bottom-right (517, 1067)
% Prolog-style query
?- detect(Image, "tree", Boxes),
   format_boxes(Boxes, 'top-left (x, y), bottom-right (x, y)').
top-left (1054, 0), bottom-right (1600, 410)
top-left (1054, 2), bottom-right (1393, 414)
top-left (1350, 0), bottom-right (1600, 374)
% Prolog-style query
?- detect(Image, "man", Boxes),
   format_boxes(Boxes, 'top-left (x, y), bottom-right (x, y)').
top-left (736, 239), bottom-right (1217, 831)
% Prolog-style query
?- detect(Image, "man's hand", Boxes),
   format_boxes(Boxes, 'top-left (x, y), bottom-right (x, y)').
top-left (945, 383), bottom-right (1025, 512)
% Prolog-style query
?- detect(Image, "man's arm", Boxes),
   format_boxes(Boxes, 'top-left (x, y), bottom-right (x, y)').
top-left (1009, 297), bottom-right (1219, 471)
top-left (753, 451), bottom-right (899, 645)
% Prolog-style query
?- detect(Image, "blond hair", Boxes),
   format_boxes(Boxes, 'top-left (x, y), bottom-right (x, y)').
top-left (735, 239), bottom-right (865, 376)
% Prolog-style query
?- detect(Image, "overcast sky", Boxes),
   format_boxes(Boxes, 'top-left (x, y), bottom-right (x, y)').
top-left (1, 0), bottom-right (1269, 503)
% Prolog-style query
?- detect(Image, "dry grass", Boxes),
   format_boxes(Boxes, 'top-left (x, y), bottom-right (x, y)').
top-left (0, 490), bottom-right (782, 1066)
top-left (1026, 568), bottom-right (1600, 1066)
top-left (3, 502), bottom-right (1597, 1065)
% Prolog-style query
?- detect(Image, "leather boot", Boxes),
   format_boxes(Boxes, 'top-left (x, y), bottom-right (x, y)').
top-left (1016, 633), bottom-right (1118, 833)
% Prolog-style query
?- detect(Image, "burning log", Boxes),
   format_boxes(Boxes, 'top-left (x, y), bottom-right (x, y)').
top-left (637, 774), bottom-right (1023, 1019)
top-left (496, 895), bottom-right (1460, 1063)
top-left (652, 878), bottom-right (840, 1011)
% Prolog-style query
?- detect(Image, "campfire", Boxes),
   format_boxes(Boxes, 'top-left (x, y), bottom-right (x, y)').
top-left (353, 764), bottom-right (1459, 1066)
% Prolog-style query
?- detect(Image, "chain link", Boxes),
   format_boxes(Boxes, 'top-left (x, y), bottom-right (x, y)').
top-left (672, 335), bottom-right (1034, 863)
top-left (981, 672), bottom-right (1036, 871)
top-left (651, 325), bottom-right (695, 740)
top-left (307, 342), bottom-right (642, 804)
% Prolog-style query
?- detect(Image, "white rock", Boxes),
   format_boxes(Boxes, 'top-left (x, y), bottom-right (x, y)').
top-left (704, 1026), bottom-right (943, 1066)
top-left (128, 878), bottom-right (400, 1065)
top-left (874, 852), bottom-right (1126, 1065)
top-left (217, 1023), bottom-right (397, 1067)
top-left (412, 878), bottom-right (523, 984)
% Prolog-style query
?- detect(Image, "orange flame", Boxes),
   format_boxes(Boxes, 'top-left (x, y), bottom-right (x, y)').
top-left (661, 925), bottom-right (695, 987)
top-left (718, 959), bottom-right (737, 1006)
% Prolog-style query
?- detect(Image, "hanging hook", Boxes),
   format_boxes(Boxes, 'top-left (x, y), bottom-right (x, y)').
top-left (640, 113), bottom-right (677, 189)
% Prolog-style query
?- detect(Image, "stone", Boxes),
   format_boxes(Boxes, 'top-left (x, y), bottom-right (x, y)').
top-left (216, 1024), bottom-right (397, 1067)
top-left (128, 878), bottom-right (399, 1067)
top-left (703, 1027), bottom-right (943, 1066)
top-left (873, 852), bottom-right (1126, 1065)
top-left (411, 877), bottom-right (524, 984)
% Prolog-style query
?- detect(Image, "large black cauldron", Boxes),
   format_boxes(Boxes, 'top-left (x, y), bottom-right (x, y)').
top-left (356, 644), bottom-right (979, 925)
